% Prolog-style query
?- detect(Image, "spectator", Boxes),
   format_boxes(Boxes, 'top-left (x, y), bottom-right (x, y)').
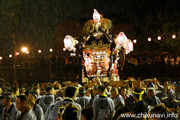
top-left (111, 87), bottom-right (125, 107)
top-left (0, 87), bottom-right (4, 117)
top-left (81, 107), bottom-right (94, 120)
top-left (120, 86), bottom-right (127, 100)
top-left (11, 86), bottom-right (19, 103)
top-left (148, 103), bottom-right (174, 120)
top-left (16, 95), bottom-right (36, 120)
top-left (106, 85), bottom-right (112, 97)
top-left (125, 93), bottom-right (136, 112)
top-left (32, 86), bottom-right (41, 99)
top-left (45, 86), bottom-right (81, 120)
top-left (175, 56), bottom-right (180, 65)
top-left (1, 92), bottom-right (20, 120)
top-left (92, 86), bottom-right (99, 99)
top-left (92, 85), bottom-right (115, 120)
top-left (145, 87), bottom-right (161, 110)
top-left (164, 55), bottom-right (168, 64)
top-left (173, 82), bottom-right (180, 103)
top-left (28, 91), bottom-right (44, 120)
top-left (57, 102), bottom-right (79, 120)
top-left (20, 87), bottom-right (26, 95)
top-left (128, 81), bottom-right (134, 93)
top-left (56, 88), bottom-right (64, 101)
top-left (76, 87), bottom-right (91, 109)
top-left (38, 86), bottom-right (55, 113)
top-left (132, 89), bottom-right (147, 115)
top-left (169, 55), bottom-right (175, 65)
top-left (156, 81), bottom-right (169, 102)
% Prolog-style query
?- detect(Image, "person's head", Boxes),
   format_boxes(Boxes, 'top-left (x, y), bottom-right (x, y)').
top-left (146, 80), bottom-right (151, 86)
top-left (28, 91), bottom-right (38, 105)
top-left (148, 103), bottom-right (174, 120)
top-left (98, 85), bottom-right (106, 95)
top-left (111, 87), bottom-right (119, 98)
top-left (25, 87), bottom-right (31, 97)
top-left (106, 86), bottom-right (112, 92)
top-left (54, 81), bottom-right (61, 89)
top-left (81, 107), bottom-right (93, 120)
top-left (147, 88), bottom-right (155, 98)
top-left (78, 87), bottom-right (86, 97)
top-left (12, 86), bottom-right (19, 96)
top-left (46, 86), bottom-right (55, 95)
top-left (120, 87), bottom-right (127, 97)
top-left (20, 87), bottom-right (26, 95)
top-left (4, 82), bottom-right (10, 87)
top-left (164, 81), bottom-right (169, 87)
top-left (64, 86), bottom-right (77, 99)
top-left (174, 82), bottom-right (180, 93)
top-left (33, 83), bottom-right (40, 89)
top-left (57, 102), bottom-right (79, 120)
top-left (129, 81), bottom-right (134, 90)
top-left (56, 88), bottom-right (65, 99)
top-left (4, 87), bottom-right (12, 93)
top-left (1, 92), bottom-right (12, 107)
top-left (16, 95), bottom-right (29, 111)
top-left (32, 87), bottom-right (40, 95)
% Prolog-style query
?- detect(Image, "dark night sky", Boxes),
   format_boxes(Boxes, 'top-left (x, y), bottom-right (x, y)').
top-left (0, 0), bottom-right (180, 56)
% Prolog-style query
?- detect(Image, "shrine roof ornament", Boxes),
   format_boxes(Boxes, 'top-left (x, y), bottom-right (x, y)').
top-left (63, 9), bottom-right (133, 80)
top-left (93, 9), bottom-right (101, 23)
top-left (83, 9), bottom-right (112, 36)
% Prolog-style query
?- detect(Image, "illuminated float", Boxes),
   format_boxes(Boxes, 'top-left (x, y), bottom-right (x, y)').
top-left (63, 9), bottom-right (133, 82)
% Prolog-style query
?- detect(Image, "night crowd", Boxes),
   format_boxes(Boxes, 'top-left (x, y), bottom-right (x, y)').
top-left (118, 54), bottom-right (180, 80)
top-left (0, 76), bottom-right (180, 120)
top-left (126, 54), bottom-right (180, 66)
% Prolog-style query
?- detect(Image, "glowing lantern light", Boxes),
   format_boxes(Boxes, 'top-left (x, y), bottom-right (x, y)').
top-left (26, 51), bottom-right (29, 54)
top-left (49, 48), bottom-right (53, 52)
top-left (64, 35), bottom-right (77, 52)
top-left (125, 39), bottom-right (133, 54)
top-left (38, 49), bottom-right (42, 53)
top-left (63, 48), bottom-right (66, 51)
top-left (9, 54), bottom-right (12, 58)
top-left (117, 32), bottom-right (128, 45)
top-left (157, 36), bottom-right (161, 40)
top-left (16, 52), bottom-right (19, 56)
top-left (148, 37), bottom-right (151, 41)
top-left (93, 9), bottom-right (101, 23)
top-left (22, 47), bottom-right (27, 52)
top-left (0, 56), bottom-right (2, 60)
top-left (133, 39), bottom-right (137, 43)
top-left (70, 53), bottom-right (76, 56)
top-left (172, 34), bottom-right (176, 39)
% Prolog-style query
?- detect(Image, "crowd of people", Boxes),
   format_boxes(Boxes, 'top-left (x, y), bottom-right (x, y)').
top-left (0, 78), bottom-right (180, 120)
top-left (118, 55), bottom-right (180, 80)
top-left (126, 55), bottom-right (180, 66)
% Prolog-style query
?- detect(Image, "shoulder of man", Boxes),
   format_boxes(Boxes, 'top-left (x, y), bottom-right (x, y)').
top-left (23, 109), bottom-right (37, 120)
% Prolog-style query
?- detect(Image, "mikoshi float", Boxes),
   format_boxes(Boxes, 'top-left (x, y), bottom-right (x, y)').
top-left (63, 9), bottom-right (133, 82)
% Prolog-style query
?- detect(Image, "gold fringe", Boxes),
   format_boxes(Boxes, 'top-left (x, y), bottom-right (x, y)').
top-left (82, 18), bottom-right (112, 36)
